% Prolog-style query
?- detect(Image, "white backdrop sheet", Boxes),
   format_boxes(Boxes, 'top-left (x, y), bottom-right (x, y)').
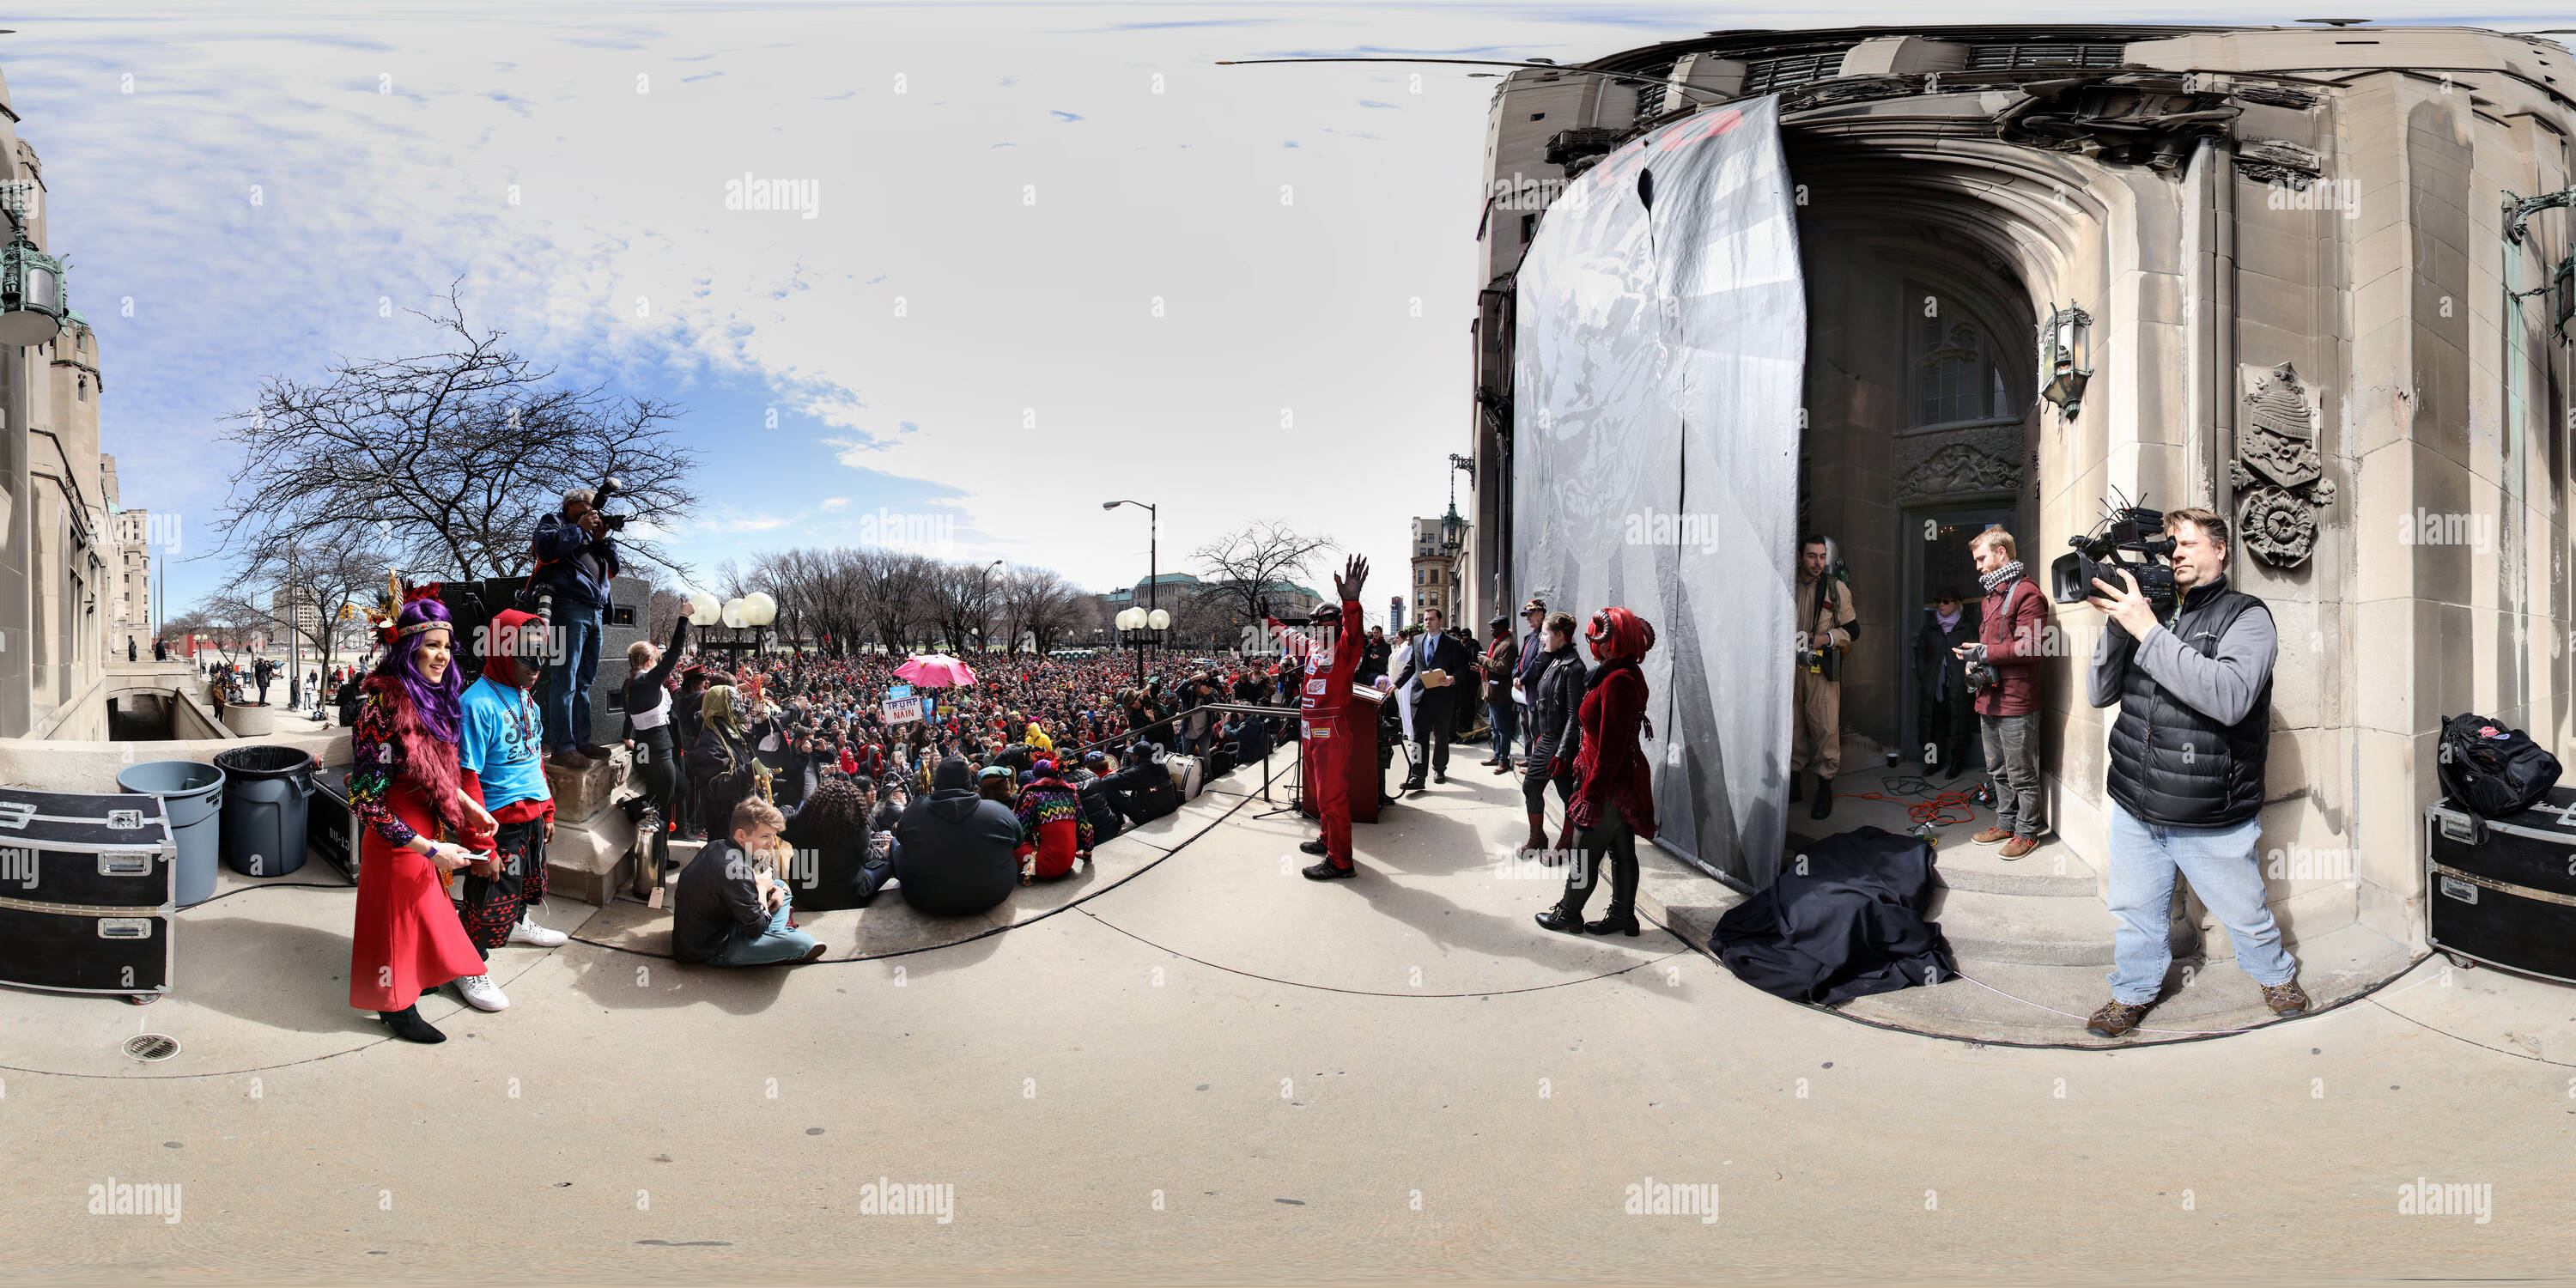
top-left (1513, 96), bottom-right (1804, 889)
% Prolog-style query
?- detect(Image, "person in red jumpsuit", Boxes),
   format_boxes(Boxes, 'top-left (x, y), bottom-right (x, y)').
top-left (1264, 555), bottom-right (1370, 880)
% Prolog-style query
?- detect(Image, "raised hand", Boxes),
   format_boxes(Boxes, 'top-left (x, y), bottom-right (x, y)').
top-left (1334, 554), bottom-right (1370, 600)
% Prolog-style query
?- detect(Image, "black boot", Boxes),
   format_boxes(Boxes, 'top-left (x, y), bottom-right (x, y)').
top-left (1585, 908), bottom-right (1641, 936)
top-left (1789, 774), bottom-right (1804, 803)
top-left (379, 1005), bottom-right (447, 1044)
top-left (1809, 775), bottom-right (1834, 820)
top-left (1534, 902), bottom-right (1588, 934)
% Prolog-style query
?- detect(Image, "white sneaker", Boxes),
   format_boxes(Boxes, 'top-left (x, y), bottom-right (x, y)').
top-left (453, 973), bottom-right (509, 1012)
top-left (507, 914), bottom-right (567, 948)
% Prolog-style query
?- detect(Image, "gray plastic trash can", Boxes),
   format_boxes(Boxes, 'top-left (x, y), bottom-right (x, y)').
top-left (211, 744), bottom-right (315, 879)
top-left (117, 760), bottom-right (226, 907)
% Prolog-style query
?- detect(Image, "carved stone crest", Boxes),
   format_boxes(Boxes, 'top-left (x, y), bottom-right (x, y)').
top-left (2230, 362), bottom-right (2335, 567)
top-left (1895, 441), bottom-right (2021, 503)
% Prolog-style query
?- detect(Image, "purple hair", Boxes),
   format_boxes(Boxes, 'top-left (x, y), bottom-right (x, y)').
top-left (371, 598), bottom-right (463, 744)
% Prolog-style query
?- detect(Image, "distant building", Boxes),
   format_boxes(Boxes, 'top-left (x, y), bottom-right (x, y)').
top-left (1409, 516), bottom-right (1464, 626)
top-left (103, 456), bottom-right (151, 659)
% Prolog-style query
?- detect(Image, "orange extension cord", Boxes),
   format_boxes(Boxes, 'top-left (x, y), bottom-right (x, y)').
top-left (1843, 775), bottom-right (1985, 831)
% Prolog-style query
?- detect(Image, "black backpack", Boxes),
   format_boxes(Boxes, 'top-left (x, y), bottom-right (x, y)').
top-left (2438, 713), bottom-right (2562, 819)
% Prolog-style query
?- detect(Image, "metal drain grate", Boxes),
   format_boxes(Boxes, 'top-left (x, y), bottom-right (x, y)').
top-left (123, 1034), bottom-right (180, 1061)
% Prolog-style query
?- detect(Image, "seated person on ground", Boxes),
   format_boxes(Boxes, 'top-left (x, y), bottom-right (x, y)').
top-left (1012, 757), bottom-right (1094, 883)
top-left (894, 756), bottom-right (1023, 917)
top-left (671, 797), bottom-right (827, 966)
top-left (780, 774), bottom-right (895, 913)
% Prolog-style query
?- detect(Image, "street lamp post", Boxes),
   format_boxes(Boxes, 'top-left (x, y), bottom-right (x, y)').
top-left (1102, 498), bottom-right (1157, 685)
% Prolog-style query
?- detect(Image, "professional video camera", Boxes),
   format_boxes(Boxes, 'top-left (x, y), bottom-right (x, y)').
top-left (2050, 488), bottom-right (2178, 616)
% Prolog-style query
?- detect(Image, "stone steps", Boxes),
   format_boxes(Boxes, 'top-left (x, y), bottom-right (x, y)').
top-left (1927, 884), bottom-right (2120, 967)
top-left (1834, 922), bottom-right (2421, 1046)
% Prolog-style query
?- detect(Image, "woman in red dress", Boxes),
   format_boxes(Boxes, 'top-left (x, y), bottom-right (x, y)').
top-left (1536, 607), bottom-right (1658, 938)
top-left (347, 596), bottom-right (495, 1043)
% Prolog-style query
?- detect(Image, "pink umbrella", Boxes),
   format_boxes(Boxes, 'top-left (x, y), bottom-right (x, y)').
top-left (895, 654), bottom-right (979, 689)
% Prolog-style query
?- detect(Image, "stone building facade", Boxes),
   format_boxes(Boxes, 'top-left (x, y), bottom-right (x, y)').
top-left (103, 457), bottom-right (152, 659)
top-left (1468, 24), bottom-right (2576, 952)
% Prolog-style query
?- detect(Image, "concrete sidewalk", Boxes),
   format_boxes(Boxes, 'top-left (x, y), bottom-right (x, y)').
top-left (1, 749), bottom-right (2569, 1283)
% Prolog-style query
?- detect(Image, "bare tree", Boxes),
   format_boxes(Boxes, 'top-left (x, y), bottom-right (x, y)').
top-left (213, 288), bottom-right (702, 584)
top-left (210, 528), bottom-right (397, 677)
top-left (926, 560), bottom-right (1004, 653)
top-left (1003, 567), bottom-right (1085, 657)
top-left (1192, 520), bottom-right (1336, 625)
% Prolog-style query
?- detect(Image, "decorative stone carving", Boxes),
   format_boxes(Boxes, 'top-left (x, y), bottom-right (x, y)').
top-left (2235, 85), bottom-right (2320, 110)
top-left (1990, 76), bottom-right (2242, 172)
top-left (1895, 440), bottom-right (2022, 503)
top-left (2232, 362), bottom-right (2335, 568)
top-left (2234, 138), bottom-right (2324, 190)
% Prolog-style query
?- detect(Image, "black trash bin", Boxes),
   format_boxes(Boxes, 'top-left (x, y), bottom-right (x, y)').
top-left (212, 744), bottom-right (316, 878)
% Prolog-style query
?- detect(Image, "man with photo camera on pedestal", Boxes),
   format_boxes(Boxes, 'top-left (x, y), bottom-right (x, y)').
top-left (2077, 503), bottom-right (2305, 1038)
top-left (530, 484), bottom-right (623, 770)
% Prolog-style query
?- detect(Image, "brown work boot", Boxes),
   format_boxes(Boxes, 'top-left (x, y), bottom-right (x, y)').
top-left (2259, 980), bottom-right (2310, 1017)
top-left (1971, 826), bottom-right (2011, 845)
top-left (550, 747), bottom-right (594, 771)
top-left (1998, 835), bottom-right (2038, 860)
top-left (2086, 999), bottom-right (2150, 1038)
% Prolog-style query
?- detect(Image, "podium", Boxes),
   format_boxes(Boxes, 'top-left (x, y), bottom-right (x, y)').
top-left (1298, 684), bottom-right (1383, 825)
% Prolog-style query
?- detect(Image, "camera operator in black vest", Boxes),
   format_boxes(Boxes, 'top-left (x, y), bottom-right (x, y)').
top-left (2081, 506), bottom-right (2304, 1039)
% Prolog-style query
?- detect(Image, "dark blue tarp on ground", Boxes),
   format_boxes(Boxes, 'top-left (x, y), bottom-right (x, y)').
top-left (1710, 826), bottom-right (1955, 1005)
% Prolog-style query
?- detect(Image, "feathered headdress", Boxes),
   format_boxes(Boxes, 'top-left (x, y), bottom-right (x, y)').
top-left (364, 573), bottom-right (447, 648)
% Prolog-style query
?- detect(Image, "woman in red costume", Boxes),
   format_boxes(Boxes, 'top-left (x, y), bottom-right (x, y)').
top-left (1535, 607), bottom-right (1658, 938)
top-left (347, 594), bottom-right (496, 1043)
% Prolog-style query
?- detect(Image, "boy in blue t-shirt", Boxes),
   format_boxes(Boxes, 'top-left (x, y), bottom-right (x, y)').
top-left (450, 610), bottom-right (568, 1013)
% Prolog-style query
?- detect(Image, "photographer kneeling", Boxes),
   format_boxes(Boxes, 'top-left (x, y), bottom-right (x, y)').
top-left (2082, 507), bottom-right (2304, 1038)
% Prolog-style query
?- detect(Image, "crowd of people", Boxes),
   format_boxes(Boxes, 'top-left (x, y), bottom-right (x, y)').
top-left (323, 489), bottom-right (1680, 1039)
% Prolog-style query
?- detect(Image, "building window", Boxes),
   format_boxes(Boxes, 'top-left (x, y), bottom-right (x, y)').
top-left (1743, 50), bottom-right (1848, 94)
top-left (1965, 44), bottom-right (2125, 71)
top-left (1908, 289), bottom-right (2018, 428)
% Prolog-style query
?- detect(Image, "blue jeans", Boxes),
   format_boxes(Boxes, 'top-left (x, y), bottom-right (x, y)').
top-left (1488, 700), bottom-right (1518, 767)
top-left (708, 889), bottom-right (817, 966)
top-left (2105, 802), bottom-right (2295, 1005)
top-left (542, 601), bottom-right (603, 752)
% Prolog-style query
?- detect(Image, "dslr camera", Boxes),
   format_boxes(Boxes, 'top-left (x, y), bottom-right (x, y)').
top-left (1964, 660), bottom-right (2002, 696)
top-left (2050, 489), bottom-right (2178, 616)
top-left (591, 472), bottom-right (632, 532)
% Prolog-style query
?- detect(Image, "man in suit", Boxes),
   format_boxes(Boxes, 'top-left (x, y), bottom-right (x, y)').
top-left (1390, 607), bottom-right (1473, 792)
top-left (1510, 597), bottom-right (1548, 765)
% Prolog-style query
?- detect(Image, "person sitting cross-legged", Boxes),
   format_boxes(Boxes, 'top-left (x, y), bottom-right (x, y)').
top-left (893, 756), bottom-right (1022, 918)
top-left (1012, 756), bottom-right (1094, 883)
top-left (671, 796), bottom-right (828, 966)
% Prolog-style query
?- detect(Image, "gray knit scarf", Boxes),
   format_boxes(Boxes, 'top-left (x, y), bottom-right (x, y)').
top-left (1978, 560), bottom-right (2026, 594)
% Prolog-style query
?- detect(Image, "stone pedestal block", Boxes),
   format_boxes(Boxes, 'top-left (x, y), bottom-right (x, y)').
top-left (544, 805), bottom-right (641, 908)
top-left (544, 751), bottom-right (627, 826)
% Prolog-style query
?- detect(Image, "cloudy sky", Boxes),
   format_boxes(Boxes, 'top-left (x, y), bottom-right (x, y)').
top-left (14, 1), bottom-right (2573, 623)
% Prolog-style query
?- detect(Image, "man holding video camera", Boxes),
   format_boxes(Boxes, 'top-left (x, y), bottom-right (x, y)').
top-left (532, 487), bottom-right (622, 769)
top-left (2081, 506), bottom-right (2304, 1038)
top-left (1953, 529), bottom-right (2049, 858)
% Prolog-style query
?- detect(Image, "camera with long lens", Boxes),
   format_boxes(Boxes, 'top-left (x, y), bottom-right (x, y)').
top-left (592, 472), bottom-right (631, 532)
top-left (2050, 492), bottom-right (2178, 616)
top-left (1964, 660), bottom-right (2002, 696)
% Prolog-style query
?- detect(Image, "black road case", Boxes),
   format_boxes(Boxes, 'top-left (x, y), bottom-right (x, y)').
top-left (0, 787), bottom-right (177, 998)
top-left (309, 764), bottom-right (357, 883)
top-left (2426, 786), bottom-right (2576, 985)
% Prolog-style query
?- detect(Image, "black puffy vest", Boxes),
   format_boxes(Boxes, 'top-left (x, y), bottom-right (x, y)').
top-left (2104, 578), bottom-right (2271, 828)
